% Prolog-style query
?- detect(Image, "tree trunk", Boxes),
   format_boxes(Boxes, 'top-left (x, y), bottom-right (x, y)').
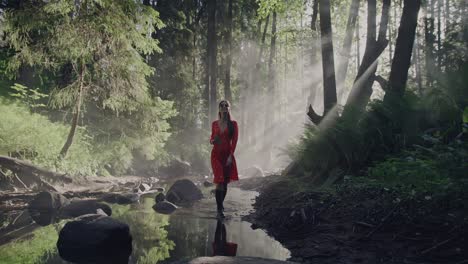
top-left (337, 0), bottom-right (360, 102)
top-left (59, 62), bottom-right (85, 159)
top-left (356, 14), bottom-right (361, 71)
top-left (267, 10), bottom-right (277, 118)
top-left (437, 0), bottom-right (442, 70)
top-left (344, 0), bottom-right (390, 113)
top-left (444, 0), bottom-right (450, 35)
top-left (319, 0), bottom-right (337, 114)
top-left (264, 10), bottom-right (277, 163)
top-left (388, 4), bottom-right (393, 64)
top-left (415, 31), bottom-right (423, 95)
top-left (424, 0), bottom-right (436, 87)
top-left (385, 0), bottom-right (422, 99)
top-left (223, 0), bottom-right (233, 102)
top-left (307, 0), bottom-right (320, 108)
top-left (207, 0), bottom-right (217, 124)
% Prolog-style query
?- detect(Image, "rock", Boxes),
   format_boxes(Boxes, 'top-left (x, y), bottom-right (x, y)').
top-left (101, 193), bottom-right (140, 204)
top-left (28, 191), bottom-right (70, 212)
top-left (155, 192), bottom-right (165, 203)
top-left (123, 182), bottom-right (135, 187)
top-left (159, 158), bottom-right (191, 177)
top-left (60, 200), bottom-right (112, 218)
top-left (57, 214), bottom-right (132, 264)
top-left (203, 180), bottom-right (214, 187)
top-left (29, 210), bottom-right (56, 226)
top-left (241, 166), bottom-right (264, 178)
top-left (152, 201), bottom-right (178, 214)
top-left (166, 179), bottom-right (203, 206)
top-left (139, 183), bottom-right (151, 192)
top-left (133, 182), bottom-right (152, 193)
top-left (149, 177), bottom-right (159, 184)
top-left (154, 187), bottom-right (165, 192)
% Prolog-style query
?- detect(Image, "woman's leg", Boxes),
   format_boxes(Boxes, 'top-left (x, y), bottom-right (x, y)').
top-left (221, 165), bottom-right (230, 209)
top-left (215, 184), bottom-right (224, 213)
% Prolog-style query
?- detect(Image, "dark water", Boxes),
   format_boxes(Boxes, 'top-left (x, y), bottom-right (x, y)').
top-left (0, 188), bottom-right (290, 264)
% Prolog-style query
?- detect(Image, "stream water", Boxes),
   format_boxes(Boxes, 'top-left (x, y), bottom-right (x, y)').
top-left (0, 187), bottom-right (290, 264)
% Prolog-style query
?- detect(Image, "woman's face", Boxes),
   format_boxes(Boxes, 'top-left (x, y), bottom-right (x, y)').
top-left (219, 102), bottom-right (229, 113)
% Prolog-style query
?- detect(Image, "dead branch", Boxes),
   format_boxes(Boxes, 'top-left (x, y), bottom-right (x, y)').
top-left (307, 104), bottom-right (323, 125)
top-left (421, 235), bottom-right (459, 255)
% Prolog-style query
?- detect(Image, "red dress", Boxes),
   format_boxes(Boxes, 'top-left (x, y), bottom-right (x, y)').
top-left (210, 120), bottom-right (239, 184)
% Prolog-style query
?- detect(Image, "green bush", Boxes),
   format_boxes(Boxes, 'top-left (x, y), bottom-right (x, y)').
top-left (290, 84), bottom-right (465, 187)
top-left (0, 97), bottom-right (98, 175)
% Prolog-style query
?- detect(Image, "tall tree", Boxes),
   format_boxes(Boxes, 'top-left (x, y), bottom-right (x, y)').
top-left (318, 0), bottom-right (337, 114)
top-left (424, 0), bottom-right (436, 87)
top-left (308, 0), bottom-right (338, 124)
top-left (337, 0), bottom-right (360, 101)
top-left (4, 0), bottom-right (162, 158)
top-left (385, 0), bottom-right (422, 99)
top-left (206, 0), bottom-right (218, 124)
top-left (307, 0), bottom-right (320, 108)
top-left (437, 0), bottom-right (442, 70)
top-left (223, 0), bottom-right (233, 102)
top-left (263, 10), bottom-right (277, 164)
top-left (344, 0), bottom-right (391, 113)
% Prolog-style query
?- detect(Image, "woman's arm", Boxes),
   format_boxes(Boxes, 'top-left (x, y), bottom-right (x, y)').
top-left (230, 121), bottom-right (238, 154)
top-left (210, 121), bottom-right (216, 145)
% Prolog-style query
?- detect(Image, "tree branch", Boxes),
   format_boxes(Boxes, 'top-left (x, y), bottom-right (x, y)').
top-left (307, 104), bottom-right (323, 125)
top-left (374, 75), bottom-right (388, 91)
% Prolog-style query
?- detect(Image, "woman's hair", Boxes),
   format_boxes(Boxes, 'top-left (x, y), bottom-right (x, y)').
top-left (218, 100), bottom-right (234, 138)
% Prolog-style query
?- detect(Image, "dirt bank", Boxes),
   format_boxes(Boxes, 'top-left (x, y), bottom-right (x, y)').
top-left (239, 176), bottom-right (467, 264)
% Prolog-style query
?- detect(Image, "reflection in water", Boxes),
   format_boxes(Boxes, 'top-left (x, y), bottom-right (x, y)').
top-left (0, 224), bottom-right (61, 264)
top-left (0, 188), bottom-right (290, 264)
top-left (160, 216), bottom-right (290, 263)
top-left (111, 196), bottom-right (175, 264)
top-left (212, 220), bottom-right (237, 256)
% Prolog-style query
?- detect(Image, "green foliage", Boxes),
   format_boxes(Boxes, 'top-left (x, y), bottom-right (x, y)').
top-left (367, 141), bottom-right (467, 191)
top-left (0, 98), bottom-right (98, 175)
top-left (291, 83), bottom-right (465, 187)
top-left (90, 97), bottom-right (177, 175)
top-left (9, 83), bottom-right (48, 109)
top-left (3, 0), bottom-right (165, 117)
top-left (165, 127), bottom-right (211, 174)
top-left (111, 197), bottom-right (175, 263)
top-left (0, 224), bottom-right (60, 264)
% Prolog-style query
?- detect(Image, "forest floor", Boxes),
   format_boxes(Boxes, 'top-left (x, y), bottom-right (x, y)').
top-left (236, 175), bottom-right (467, 264)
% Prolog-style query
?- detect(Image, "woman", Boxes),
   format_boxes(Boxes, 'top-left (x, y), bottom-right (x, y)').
top-left (212, 219), bottom-right (237, 256)
top-left (210, 100), bottom-right (239, 219)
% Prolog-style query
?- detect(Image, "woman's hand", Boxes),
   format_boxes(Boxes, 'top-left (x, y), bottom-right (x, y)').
top-left (226, 155), bottom-right (232, 166)
top-left (212, 135), bottom-right (221, 145)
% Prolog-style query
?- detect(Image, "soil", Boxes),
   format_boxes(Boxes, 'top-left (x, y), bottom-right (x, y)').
top-left (237, 176), bottom-right (468, 264)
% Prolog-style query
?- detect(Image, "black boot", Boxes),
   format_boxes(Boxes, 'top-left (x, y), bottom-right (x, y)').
top-left (215, 189), bottom-right (225, 218)
top-left (221, 180), bottom-right (228, 211)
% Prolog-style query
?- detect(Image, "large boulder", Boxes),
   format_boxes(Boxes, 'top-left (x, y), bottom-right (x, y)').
top-left (28, 191), bottom-right (70, 212)
top-left (166, 179), bottom-right (203, 206)
top-left (159, 158), bottom-right (192, 178)
top-left (29, 210), bottom-right (56, 226)
top-left (57, 214), bottom-right (132, 264)
top-left (240, 166), bottom-right (264, 178)
top-left (152, 201), bottom-right (177, 214)
top-left (155, 192), bottom-right (165, 203)
top-left (60, 200), bottom-right (112, 218)
top-left (101, 193), bottom-right (140, 204)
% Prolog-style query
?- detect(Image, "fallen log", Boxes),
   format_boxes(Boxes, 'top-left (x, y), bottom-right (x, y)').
top-left (0, 155), bottom-right (75, 192)
top-left (0, 155), bottom-right (73, 183)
